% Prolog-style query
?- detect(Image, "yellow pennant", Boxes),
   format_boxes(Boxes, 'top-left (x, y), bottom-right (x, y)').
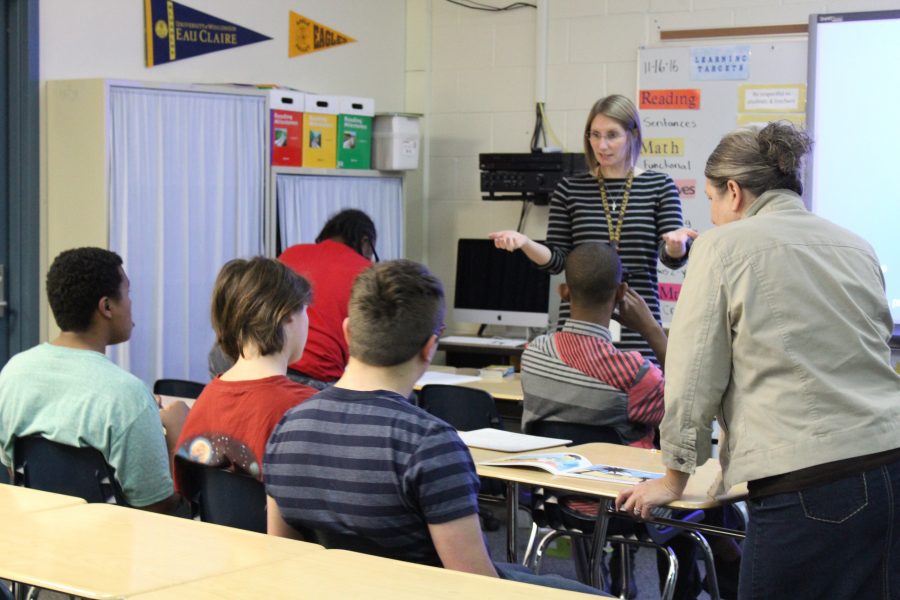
top-left (289, 11), bottom-right (356, 58)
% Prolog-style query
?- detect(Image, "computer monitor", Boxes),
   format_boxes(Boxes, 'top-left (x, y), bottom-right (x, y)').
top-left (453, 239), bottom-right (550, 328)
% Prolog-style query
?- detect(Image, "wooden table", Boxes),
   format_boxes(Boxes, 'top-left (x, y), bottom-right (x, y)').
top-left (128, 549), bottom-right (601, 599)
top-left (0, 503), bottom-right (322, 599)
top-left (471, 443), bottom-right (747, 563)
top-left (0, 483), bottom-right (85, 513)
top-left (416, 368), bottom-right (523, 401)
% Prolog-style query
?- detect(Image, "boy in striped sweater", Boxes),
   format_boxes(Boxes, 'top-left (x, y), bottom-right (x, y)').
top-left (521, 242), bottom-right (667, 448)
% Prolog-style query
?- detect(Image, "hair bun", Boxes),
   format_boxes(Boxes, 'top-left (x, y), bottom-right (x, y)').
top-left (758, 122), bottom-right (812, 177)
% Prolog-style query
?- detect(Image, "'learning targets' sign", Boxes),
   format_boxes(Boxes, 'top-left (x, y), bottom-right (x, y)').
top-left (690, 45), bottom-right (751, 81)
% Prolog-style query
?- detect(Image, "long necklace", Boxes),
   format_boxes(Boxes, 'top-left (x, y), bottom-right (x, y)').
top-left (598, 169), bottom-right (634, 249)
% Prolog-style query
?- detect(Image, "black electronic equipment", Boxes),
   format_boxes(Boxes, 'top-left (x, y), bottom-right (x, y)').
top-left (479, 152), bottom-right (586, 205)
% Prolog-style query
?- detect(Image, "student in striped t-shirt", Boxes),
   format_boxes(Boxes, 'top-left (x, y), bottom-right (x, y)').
top-left (264, 260), bottom-right (606, 595)
top-left (521, 242), bottom-right (666, 449)
top-left (491, 94), bottom-right (697, 365)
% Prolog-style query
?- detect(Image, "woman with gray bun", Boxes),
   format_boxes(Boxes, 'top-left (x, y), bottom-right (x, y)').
top-left (617, 122), bottom-right (900, 600)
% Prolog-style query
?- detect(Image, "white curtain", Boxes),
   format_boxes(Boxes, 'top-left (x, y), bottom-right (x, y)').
top-left (108, 87), bottom-right (265, 384)
top-left (276, 174), bottom-right (403, 260)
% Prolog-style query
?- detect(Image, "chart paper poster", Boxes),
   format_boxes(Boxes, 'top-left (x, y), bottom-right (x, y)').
top-left (691, 45), bottom-right (750, 80)
top-left (145, 0), bottom-right (270, 67)
top-left (289, 11), bottom-right (356, 58)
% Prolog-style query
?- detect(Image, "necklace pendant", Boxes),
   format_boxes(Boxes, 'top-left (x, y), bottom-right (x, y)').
top-left (612, 202), bottom-right (617, 212)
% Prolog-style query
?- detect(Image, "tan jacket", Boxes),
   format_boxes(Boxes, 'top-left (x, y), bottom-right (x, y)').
top-left (662, 189), bottom-right (900, 490)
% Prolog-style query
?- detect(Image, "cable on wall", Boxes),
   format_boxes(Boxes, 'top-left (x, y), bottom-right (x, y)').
top-left (444, 0), bottom-right (536, 12)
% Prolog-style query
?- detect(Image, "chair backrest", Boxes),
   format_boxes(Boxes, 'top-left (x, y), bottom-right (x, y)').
top-left (418, 384), bottom-right (502, 431)
top-left (175, 455), bottom-right (266, 533)
top-left (525, 420), bottom-right (625, 446)
top-left (13, 435), bottom-right (127, 504)
top-left (307, 527), bottom-right (415, 561)
top-left (153, 378), bottom-right (206, 400)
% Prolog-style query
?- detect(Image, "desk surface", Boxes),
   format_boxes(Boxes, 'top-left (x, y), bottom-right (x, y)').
top-left (0, 483), bottom-right (86, 514)
top-left (129, 549), bottom-right (600, 600)
top-left (417, 368), bottom-right (523, 402)
top-left (0, 503), bottom-right (321, 599)
top-left (472, 442), bottom-right (746, 509)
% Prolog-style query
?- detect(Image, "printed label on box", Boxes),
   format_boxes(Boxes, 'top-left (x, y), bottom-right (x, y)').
top-left (337, 114), bottom-right (372, 169)
top-left (271, 110), bottom-right (302, 166)
top-left (302, 113), bottom-right (337, 168)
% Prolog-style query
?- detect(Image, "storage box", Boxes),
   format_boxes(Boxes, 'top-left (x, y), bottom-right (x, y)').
top-left (337, 96), bottom-right (374, 170)
top-left (302, 94), bottom-right (340, 169)
top-left (373, 113), bottom-right (421, 171)
top-left (269, 90), bottom-right (305, 167)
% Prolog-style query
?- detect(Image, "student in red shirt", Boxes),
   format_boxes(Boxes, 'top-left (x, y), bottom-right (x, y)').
top-left (208, 209), bottom-right (377, 389)
top-left (176, 257), bottom-right (316, 484)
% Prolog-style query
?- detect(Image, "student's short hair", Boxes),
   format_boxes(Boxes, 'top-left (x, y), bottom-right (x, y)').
top-left (565, 243), bottom-right (622, 306)
top-left (347, 260), bottom-right (444, 367)
top-left (46, 247), bottom-right (124, 332)
top-left (211, 257), bottom-right (312, 360)
top-left (315, 209), bottom-right (377, 259)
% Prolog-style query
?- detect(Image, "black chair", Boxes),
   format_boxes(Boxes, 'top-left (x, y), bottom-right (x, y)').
top-left (525, 420), bottom-right (625, 446)
top-left (418, 384), bottom-right (505, 530)
top-left (153, 378), bottom-right (206, 400)
top-left (306, 527), bottom-right (414, 562)
top-left (13, 435), bottom-right (127, 505)
top-left (175, 455), bottom-right (267, 533)
top-left (418, 384), bottom-right (502, 431)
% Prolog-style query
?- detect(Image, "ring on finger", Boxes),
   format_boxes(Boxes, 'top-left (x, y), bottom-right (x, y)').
top-left (633, 507), bottom-right (641, 515)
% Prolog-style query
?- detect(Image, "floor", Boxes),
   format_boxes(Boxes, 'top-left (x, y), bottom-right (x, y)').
top-left (479, 497), bottom-right (716, 599)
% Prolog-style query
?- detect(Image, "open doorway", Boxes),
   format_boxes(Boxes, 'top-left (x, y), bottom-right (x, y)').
top-left (0, 0), bottom-right (40, 365)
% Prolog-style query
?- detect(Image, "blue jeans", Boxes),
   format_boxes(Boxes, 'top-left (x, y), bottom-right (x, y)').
top-left (495, 562), bottom-right (612, 596)
top-left (740, 459), bottom-right (900, 600)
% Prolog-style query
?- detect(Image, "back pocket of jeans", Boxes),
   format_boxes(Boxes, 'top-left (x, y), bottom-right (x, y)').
top-left (799, 474), bottom-right (867, 524)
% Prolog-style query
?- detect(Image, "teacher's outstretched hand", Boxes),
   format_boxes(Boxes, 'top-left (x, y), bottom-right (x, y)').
top-left (488, 230), bottom-right (552, 266)
top-left (662, 227), bottom-right (699, 260)
top-left (489, 230), bottom-right (529, 252)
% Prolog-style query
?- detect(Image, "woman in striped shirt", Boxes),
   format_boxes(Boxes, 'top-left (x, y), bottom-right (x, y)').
top-left (491, 95), bottom-right (696, 363)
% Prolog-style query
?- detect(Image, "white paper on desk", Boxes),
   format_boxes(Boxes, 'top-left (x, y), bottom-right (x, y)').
top-left (415, 371), bottom-right (482, 386)
top-left (459, 428), bottom-right (571, 452)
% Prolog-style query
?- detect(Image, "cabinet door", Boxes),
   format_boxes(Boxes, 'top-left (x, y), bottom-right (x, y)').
top-left (108, 86), bottom-right (266, 383)
top-left (276, 174), bottom-right (403, 259)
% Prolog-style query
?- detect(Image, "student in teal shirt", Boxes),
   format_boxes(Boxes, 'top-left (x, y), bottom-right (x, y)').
top-left (0, 247), bottom-right (187, 513)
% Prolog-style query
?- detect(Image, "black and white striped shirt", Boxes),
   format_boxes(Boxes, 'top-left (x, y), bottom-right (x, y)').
top-left (541, 170), bottom-right (688, 362)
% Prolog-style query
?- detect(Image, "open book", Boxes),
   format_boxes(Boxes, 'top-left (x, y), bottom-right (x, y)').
top-left (479, 452), bottom-right (664, 485)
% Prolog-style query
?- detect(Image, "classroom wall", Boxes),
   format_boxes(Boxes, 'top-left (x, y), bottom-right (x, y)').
top-left (37, 0), bottom-right (407, 339)
top-left (420, 0), bottom-right (900, 335)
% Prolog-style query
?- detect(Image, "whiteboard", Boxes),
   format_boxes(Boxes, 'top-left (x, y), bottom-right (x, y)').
top-left (638, 41), bottom-right (807, 324)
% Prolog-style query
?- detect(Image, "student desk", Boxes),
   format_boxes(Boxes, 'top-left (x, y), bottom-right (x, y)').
top-left (438, 337), bottom-right (525, 369)
top-left (0, 483), bottom-right (85, 513)
top-left (128, 549), bottom-right (600, 600)
top-left (0, 503), bottom-right (322, 599)
top-left (470, 443), bottom-right (748, 563)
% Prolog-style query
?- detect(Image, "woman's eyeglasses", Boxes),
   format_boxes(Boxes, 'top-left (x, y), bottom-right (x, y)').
top-left (585, 130), bottom-right (623, 143)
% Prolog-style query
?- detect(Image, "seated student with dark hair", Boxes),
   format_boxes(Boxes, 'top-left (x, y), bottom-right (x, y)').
top-left (175, 257), bottom-right (316, 483)
top-left (0, 247), bottom-right (187, 513)
top-left (209, 208), bottom-right (377, 389)
top-left (264, 260), bottom-right (607, 596)
top-left (521, 241), bottom-right (667, 448)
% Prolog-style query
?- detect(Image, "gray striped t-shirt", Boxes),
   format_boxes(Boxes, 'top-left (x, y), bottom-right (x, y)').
top-left (264, 386), bottom-right (480, 566)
